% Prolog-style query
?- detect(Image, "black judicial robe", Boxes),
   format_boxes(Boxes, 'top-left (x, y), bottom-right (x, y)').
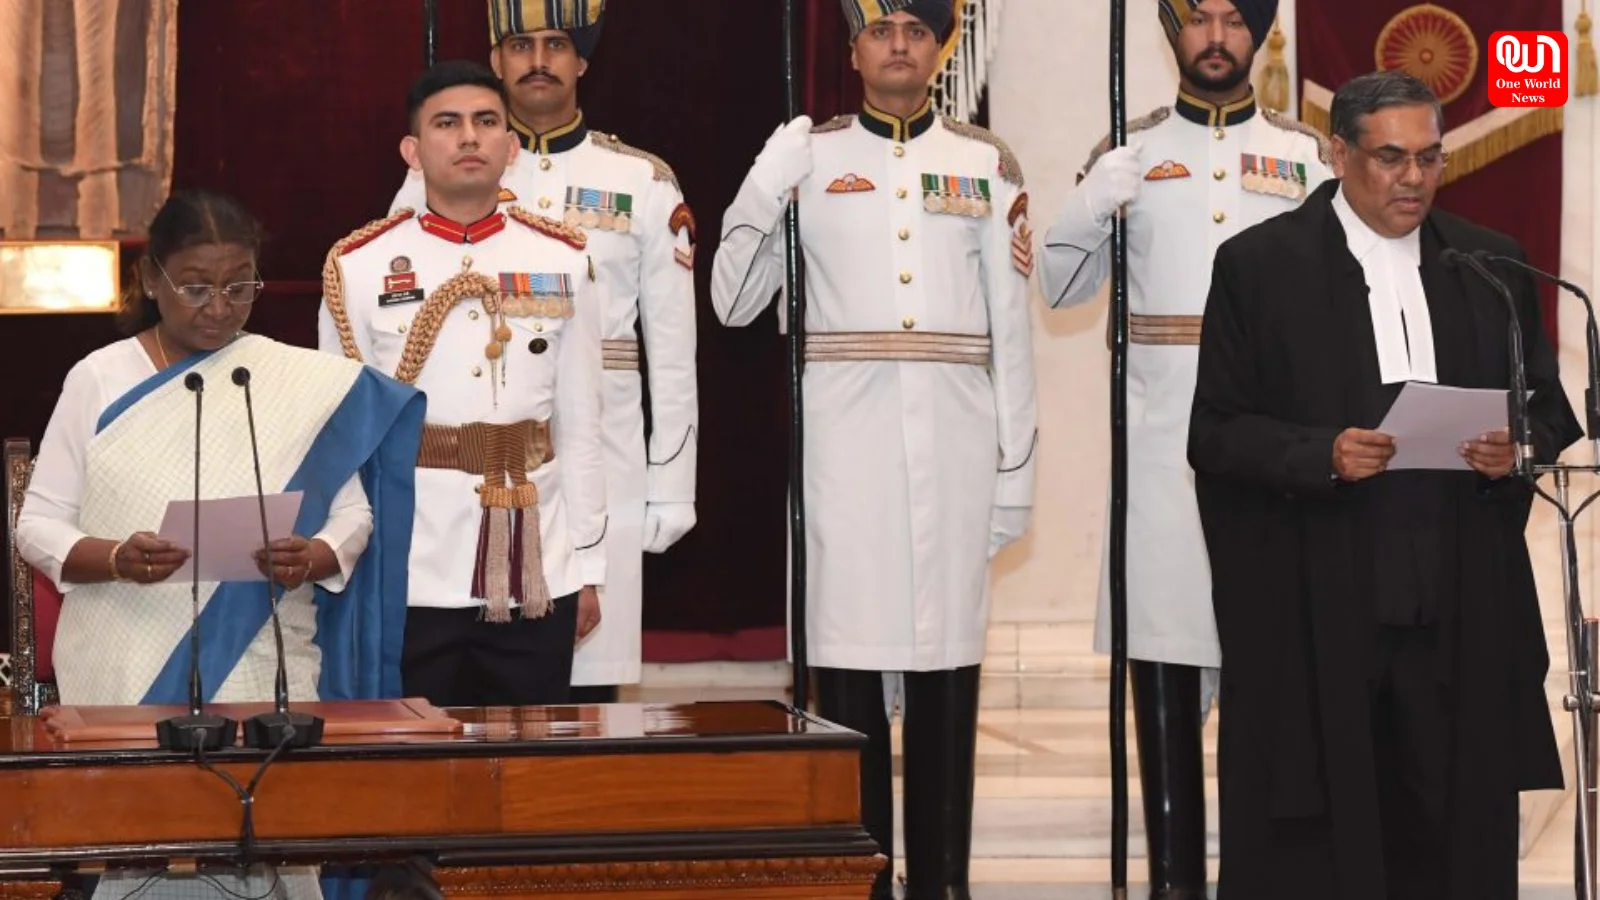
top-left (1188, 179), bottom-right (1581, 900)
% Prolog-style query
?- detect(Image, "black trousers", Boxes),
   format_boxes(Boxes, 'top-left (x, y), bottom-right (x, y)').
top-left (1368, 625), bottom-right (1453, 900)
top-left (401, 594), bottom-right (579, 707)
top-left (569, 685), bottom-right (620, 703)
top-left (1132, 661), bottom-right (1209, 899)
top-left (814, 666), bottom-right (981, 900)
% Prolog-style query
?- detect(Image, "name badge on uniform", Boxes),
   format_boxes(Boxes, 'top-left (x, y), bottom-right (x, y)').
top-left (563, 187), bottom-right (633, 234)
top-left (1240, 154), bottom-right (1307, 199)
top-left (920, 174), bottom-right (992, 217)
top-left (498, 272), bottom-right (576, 319)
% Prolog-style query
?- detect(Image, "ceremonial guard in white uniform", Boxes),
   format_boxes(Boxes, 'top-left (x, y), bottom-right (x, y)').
top-left (1039, 2), bottom-right (1330, 896)
top-left (712, 2), bottom-right (1036, 896)
top-left (323, 60), bottom-right (605, 707)
top-left (395, 0), bottom-right (697, 700)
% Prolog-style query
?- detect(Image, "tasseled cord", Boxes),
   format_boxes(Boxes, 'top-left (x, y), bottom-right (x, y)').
top-left (471, 483), bottom-right (550, 623)
top-left (1257, 17), bottom-right (1290, 113)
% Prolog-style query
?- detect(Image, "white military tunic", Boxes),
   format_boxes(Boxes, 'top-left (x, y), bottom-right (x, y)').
top-left (1040, 93), bottom-right (1332, 668)
top-left (393, 113), bottom-right (696, 685)
top-left (319, 208), bottom-right (607, 608)
top-left (712, 104), bottom-right (1038, 671)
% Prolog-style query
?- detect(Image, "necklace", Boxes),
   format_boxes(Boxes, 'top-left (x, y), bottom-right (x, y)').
top-left (153, 328), bottom-right (170, 369)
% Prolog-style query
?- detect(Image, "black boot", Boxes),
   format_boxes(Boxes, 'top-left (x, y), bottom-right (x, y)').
top-left (816, 667), bottom-right (896, 900)
top-left (1131, 661), bottom-right (1209, 900)
top-left (900, 666), bottom-right (981, 900)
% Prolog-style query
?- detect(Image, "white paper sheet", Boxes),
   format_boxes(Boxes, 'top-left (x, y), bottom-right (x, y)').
top-left (1376, 382), bottom-right (1509, 471)
top-left (156, 491), bottom-right (303, 582)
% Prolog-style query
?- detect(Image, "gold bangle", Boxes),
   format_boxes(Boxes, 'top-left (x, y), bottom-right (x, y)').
top-left (109, 541), bottom-right (128, 582)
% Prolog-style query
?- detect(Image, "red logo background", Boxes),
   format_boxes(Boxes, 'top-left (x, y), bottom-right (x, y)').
top-left (1487, 31), bottom-right (1569, 108)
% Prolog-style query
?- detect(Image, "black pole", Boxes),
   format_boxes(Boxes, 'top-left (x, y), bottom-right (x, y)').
top-left (423, 0), bottom-right (438, 68)
top-left (781, 0), bottom-right (810, 712)
top-left (1108, 0), bottom-right (1131, 896)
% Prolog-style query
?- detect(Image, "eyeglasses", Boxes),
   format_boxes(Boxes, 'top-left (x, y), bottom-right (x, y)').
top-left (1350, 143), bottom-right (1450, 174)
top-left (153, 258), bottom-right (263, 307)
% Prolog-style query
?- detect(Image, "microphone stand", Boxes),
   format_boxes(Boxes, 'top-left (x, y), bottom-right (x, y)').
top-left (1475, 252), bottom-right (1600, 899)
top-left (157, 372), bottom-right (237, 752)
top-left (233, 367), bottom-right (324, 751)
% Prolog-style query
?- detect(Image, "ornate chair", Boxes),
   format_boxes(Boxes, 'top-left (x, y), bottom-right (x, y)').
top-left (5, 438), bottom-right (61, 713)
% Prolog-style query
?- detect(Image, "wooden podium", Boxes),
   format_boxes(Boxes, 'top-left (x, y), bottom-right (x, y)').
top-left (0, 700), bottom-right (882, 899)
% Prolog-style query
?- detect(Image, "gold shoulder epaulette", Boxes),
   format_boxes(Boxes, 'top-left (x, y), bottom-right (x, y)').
top-left (335, 208), bottom-right (415, 257)
top-left (1082, 106), bottom-right (1171, 176)
top-left (1262, 108), bottom-right (1333, 167)
top-left (589, 132), bottom-right (682, 193)
top-left (506, 205), bottom-right (588, 251)
top-left (322, 209), bottom-right (417, 363)
top-left (941, 117), bottom-right (1024, 188)
top-left (811, 115), bottom-right (854, 134)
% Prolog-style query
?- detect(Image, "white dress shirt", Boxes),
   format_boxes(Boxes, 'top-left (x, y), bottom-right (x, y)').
top-left (1333, 186), bottom-right (1437, 385)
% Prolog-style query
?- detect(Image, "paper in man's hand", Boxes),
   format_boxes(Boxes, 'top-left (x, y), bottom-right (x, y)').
top-left (1376, 382), bottom-right (1510, 471)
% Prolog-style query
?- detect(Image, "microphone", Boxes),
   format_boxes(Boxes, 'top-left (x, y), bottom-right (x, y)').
top-left (157, 371), bottom-right (239, 752)
top-left (233, 366), bottom-right (324, 750)
top-left (1442, 248), bottom-right (1535, 476)
top-left (1475, 250), bottom-right (1600, 458)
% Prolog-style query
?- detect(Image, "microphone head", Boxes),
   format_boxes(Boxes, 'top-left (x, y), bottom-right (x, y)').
top-left (1440, 248), bottom-right (1465, 267)
top-left (184, 372), bottom-right (204, 392)
top-left (231, 366), bottom-right (251, 386)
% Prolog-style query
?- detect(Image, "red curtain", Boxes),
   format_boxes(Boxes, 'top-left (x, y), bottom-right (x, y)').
top-left (805, 0), bottom-right (866, 119)
top-left (1296, 0), bottom-right (1563, 344)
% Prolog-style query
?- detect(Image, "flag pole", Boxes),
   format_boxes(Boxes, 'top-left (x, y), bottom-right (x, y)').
top-left (422, 0), bottom-right (437, 67)
top-left (781, 0), bottom-right (811, 712)
top-left (1108, 0), bottom-right (1131, 896)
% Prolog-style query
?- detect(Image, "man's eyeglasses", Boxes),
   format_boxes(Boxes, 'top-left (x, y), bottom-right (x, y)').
top-left (1351, 143), bottom-right (1450, 174)
top-left (154, 258), bottom-right (263, 307)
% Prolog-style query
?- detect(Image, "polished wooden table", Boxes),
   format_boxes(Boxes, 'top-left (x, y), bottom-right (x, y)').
top-left (0, 701), bottom-right (881, 899)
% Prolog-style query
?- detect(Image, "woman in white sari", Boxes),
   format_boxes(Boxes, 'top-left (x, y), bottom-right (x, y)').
top-left (17, 190), bottom-right (424, 900)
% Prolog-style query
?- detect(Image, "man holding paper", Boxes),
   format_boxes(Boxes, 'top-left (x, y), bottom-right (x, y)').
top-left (1188, 70), bottom-right (1580, 900)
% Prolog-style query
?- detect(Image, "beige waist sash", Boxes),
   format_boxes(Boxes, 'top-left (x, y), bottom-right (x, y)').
top-left (803, 331), bottom-right (991, 365)
top-left (1129, 314), bottom-right (1203, 346)
top-left (602, 339), bottom-right (640, 372)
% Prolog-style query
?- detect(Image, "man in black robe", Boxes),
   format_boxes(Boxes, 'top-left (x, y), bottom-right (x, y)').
top-left (1188, 70), bottom-right (1580, 900)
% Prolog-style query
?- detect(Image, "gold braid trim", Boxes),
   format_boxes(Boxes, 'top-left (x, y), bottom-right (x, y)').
top-left (321, 208), bottom-right (416, 363)
top-left (393, 269), bottom-right (502, 385)
top-left (589, 132), bottom-right (683, 193)
top-left (1439, 107), bottom-right (1564, 187)
top-left (941, 117), bottom-right (1025, 187)
top-left (811, 114), bottom-right (854, 134)
top-left (1082, 107), bottom-right (1170, 178)
top-left (1262, 108), bottom-right (1332, 167)
top-left (506, 205), bottom-right (588, 251)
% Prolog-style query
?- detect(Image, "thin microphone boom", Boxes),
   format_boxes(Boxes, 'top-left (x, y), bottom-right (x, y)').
top-left (187, 372), bottom-right (204, 716)
top-left (234, 366), bottom-right (323, 750)
top-left (1477, 251), bottom-right (1600, 458)
top-left (235, 367), bottom-right (288, 713)
top-left (156, 371), bottom-right (238, 751)
top-left (1443, 248), bottom-right (1535, 475)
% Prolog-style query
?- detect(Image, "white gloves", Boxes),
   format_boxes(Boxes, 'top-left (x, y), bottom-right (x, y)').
top-left (989, 506), bottom-right (1032, 559)
top-left (750, 116), bottom-right (815, 199)
top-left (643, 502), bottom-right (697, 554)
top-left (1079, 143), bottom-right (1143, 226)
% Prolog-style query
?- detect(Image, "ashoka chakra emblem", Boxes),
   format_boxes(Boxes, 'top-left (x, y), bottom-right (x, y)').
top-left (1375, 3), bottom-right (1479, 105)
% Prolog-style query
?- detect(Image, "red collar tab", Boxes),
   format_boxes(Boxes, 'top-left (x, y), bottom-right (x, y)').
top-left (419, 211), bottom-right (507, 244)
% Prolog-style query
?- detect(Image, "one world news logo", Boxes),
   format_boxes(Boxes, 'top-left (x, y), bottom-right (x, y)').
top-left (1488, 31), bottom-right (1569, 107)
